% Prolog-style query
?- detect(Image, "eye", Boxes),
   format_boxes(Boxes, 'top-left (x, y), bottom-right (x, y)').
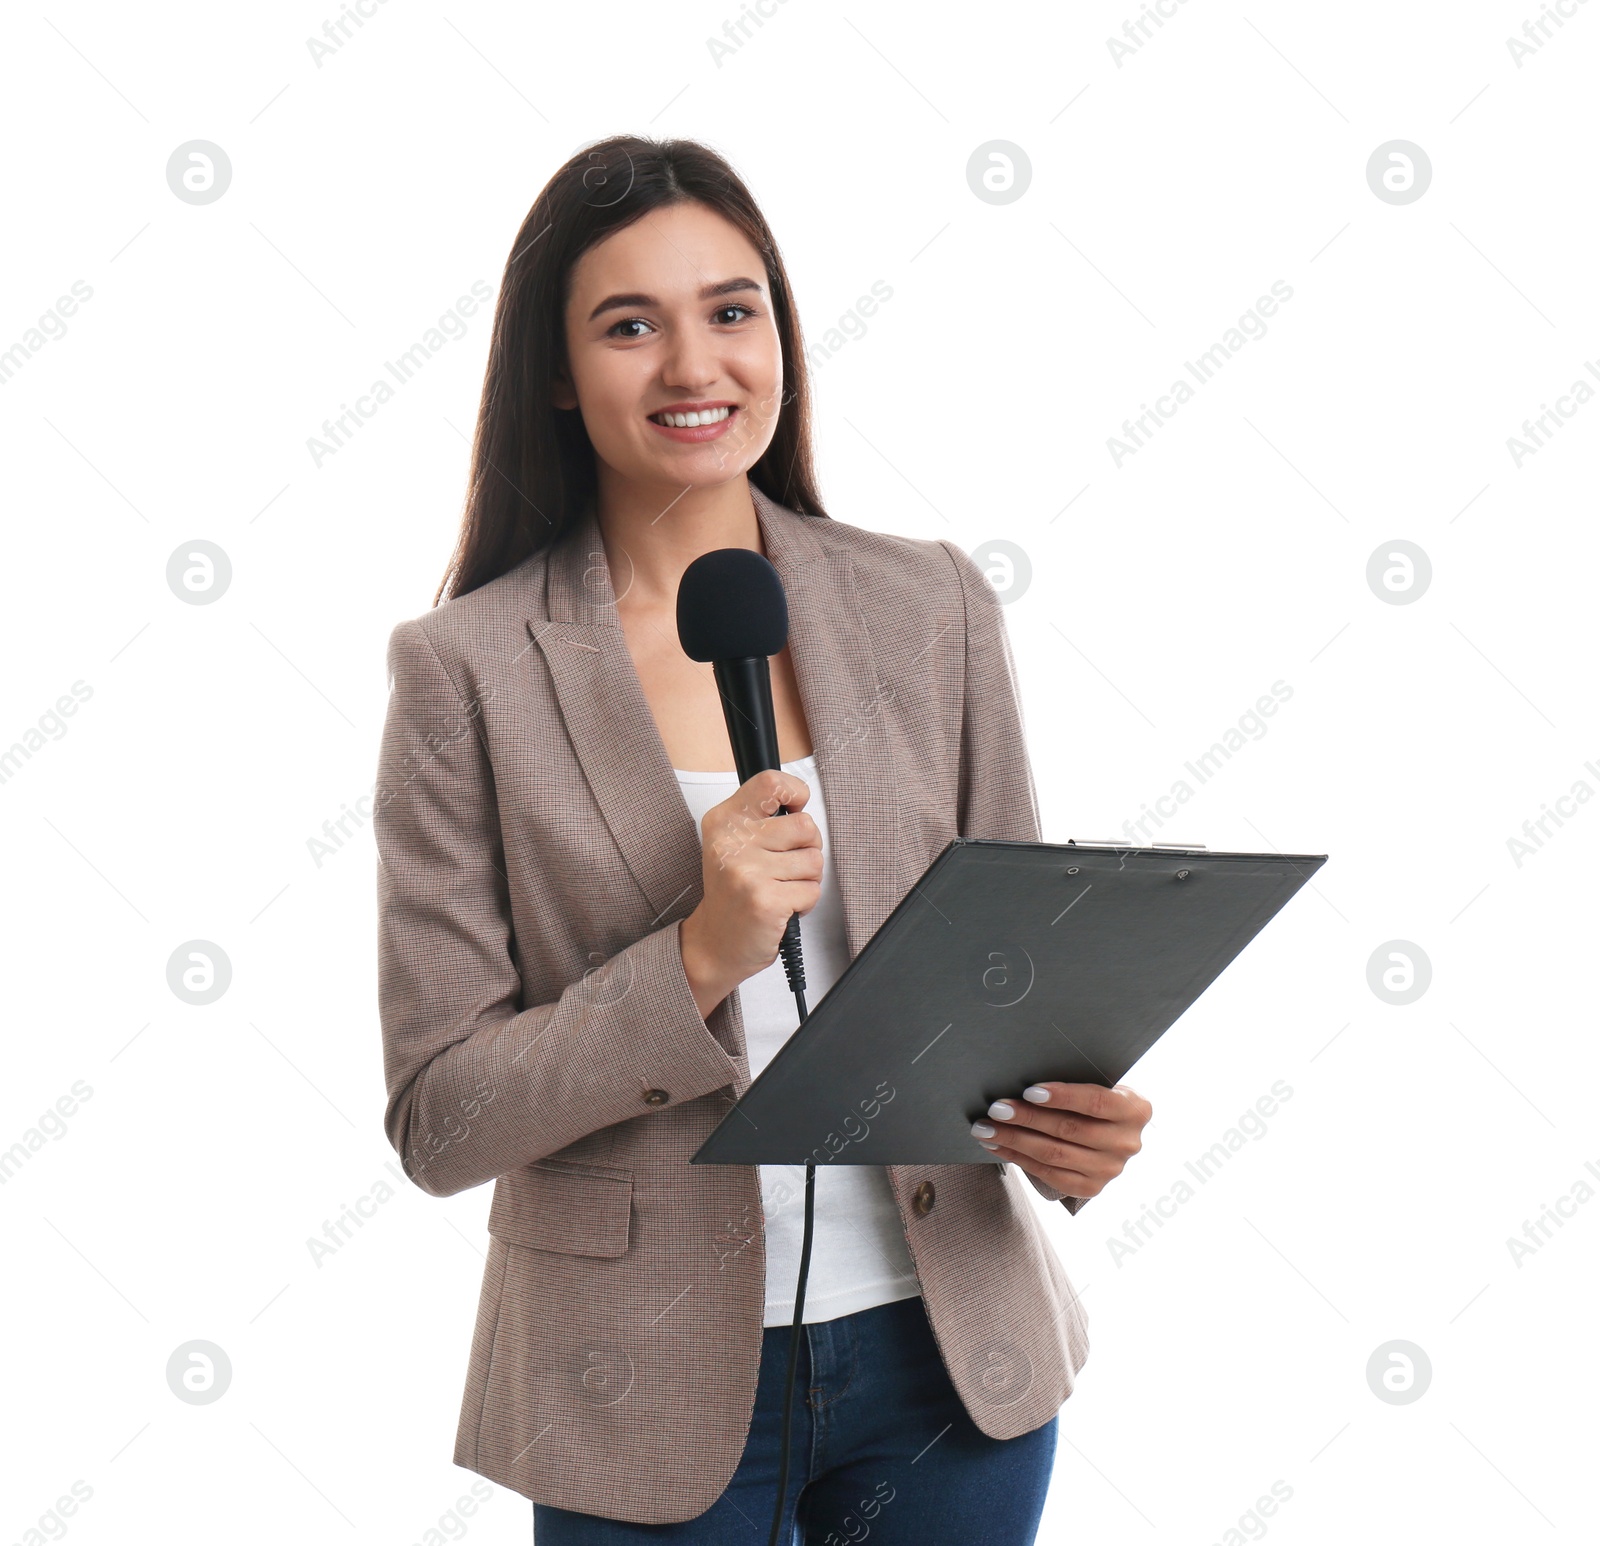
top-left (605, 303), bottom-right (759, 339)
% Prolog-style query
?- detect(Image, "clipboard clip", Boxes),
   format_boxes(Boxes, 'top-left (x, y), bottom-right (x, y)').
top-left (1067, 838), bottom-right (1208, 850)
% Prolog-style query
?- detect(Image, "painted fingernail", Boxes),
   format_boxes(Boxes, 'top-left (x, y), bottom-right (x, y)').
top-left (987, 1101), bottom-right (1015, 1120)
top-left (977, 1140), bottom-right (1000, 1150)
top-left (971, 1120), bottom-right (996, 1138)
top-left (1023, 1086), bottom-right (1051, 1103)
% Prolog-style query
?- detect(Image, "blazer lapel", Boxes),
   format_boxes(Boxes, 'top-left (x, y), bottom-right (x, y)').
top-left (527, 484), bottom-right (907, 1050)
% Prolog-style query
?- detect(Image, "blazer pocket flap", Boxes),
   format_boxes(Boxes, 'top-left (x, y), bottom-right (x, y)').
top-left (489, 1159), bottom-right (634, 1258)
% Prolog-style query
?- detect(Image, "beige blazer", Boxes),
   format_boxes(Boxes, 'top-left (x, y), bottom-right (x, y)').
top-left (374, 483), bottom-right (1091, 1525)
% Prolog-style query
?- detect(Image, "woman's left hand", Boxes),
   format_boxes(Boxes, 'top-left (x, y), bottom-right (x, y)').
top-left (971, 1082), bottom-right (1151, 1199)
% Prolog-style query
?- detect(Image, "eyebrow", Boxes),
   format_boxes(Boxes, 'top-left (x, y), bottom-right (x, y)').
top-left (586, 276), bottom-right (765, 324)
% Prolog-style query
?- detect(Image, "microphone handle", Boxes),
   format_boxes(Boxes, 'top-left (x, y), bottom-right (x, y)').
top-left (711, 656), bottom-right (782, 779)
top-left (712, 656), bottom-right (806, 997)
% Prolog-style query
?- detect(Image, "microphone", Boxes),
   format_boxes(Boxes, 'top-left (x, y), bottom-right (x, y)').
top-left (676, 547), bottom-right (806, 1003)
top-left (676, 545), bottom-right (815, 1546)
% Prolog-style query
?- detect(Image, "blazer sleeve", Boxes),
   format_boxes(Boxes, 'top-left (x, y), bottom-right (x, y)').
top-left (940, 540), bottom-right (1089, 1217)
top-left (374, 618), bottom-right (742, 1199)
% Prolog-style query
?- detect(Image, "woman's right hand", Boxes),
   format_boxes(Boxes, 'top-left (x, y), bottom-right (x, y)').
top-left (679, 767), bottom-right (824, 1018)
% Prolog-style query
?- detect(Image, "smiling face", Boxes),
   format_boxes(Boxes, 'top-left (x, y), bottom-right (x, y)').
top-left (553, 200), bottom-right (785, 506)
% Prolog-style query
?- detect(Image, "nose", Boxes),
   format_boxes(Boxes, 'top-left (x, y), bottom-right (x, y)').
top-left (658, 329), bottom-right (722, 393)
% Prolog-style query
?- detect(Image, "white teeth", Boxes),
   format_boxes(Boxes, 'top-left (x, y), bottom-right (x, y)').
top-left (652, 406), bottom-right (732, 427)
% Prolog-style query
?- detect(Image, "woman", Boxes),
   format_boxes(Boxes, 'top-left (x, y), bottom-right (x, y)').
top-left (374, 135), bottom-right (1152, 1543)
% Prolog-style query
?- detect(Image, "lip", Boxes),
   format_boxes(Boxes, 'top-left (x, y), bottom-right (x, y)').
top-left (646, 403), bottom-right (740, 444)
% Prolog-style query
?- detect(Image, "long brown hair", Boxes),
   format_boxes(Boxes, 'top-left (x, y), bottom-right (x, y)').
top-left (434, 135), bottom-right (829, 605)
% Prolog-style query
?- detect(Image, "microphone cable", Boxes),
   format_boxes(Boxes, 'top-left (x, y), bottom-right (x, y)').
top-left (768, 907), bottom-right (813, 1546)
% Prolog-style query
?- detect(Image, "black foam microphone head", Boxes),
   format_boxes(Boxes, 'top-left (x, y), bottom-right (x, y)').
top-left (676, 547), bottom-right (790, 662)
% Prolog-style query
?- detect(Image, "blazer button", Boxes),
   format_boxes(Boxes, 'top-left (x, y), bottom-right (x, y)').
top-left (912, 1180), bottom-right (936, 1216)
top-left (642, 1088), bottom-right (669, 1106)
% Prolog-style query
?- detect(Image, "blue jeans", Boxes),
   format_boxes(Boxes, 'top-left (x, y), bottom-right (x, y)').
top-left (532, 1294), bottom-right (1057, 1544)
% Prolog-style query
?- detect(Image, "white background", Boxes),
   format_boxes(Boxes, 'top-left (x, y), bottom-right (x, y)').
top-left (2, 2), bottom-right (1596, 1542)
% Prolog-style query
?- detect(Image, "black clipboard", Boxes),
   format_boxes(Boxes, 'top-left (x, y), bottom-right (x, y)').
top-left (692, 838), bottom-right (1327, 1166)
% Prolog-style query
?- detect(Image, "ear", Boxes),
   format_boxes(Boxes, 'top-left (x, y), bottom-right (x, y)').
top-left (551, 372), bottom-right (577, 411)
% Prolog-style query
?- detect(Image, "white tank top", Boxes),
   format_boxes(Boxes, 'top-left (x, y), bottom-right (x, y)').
top-left (672, 753), bottom-right (922, 1326)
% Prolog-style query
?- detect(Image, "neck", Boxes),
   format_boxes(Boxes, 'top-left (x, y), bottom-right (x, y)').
top-left (594, 473), bottom-right (762, 614)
